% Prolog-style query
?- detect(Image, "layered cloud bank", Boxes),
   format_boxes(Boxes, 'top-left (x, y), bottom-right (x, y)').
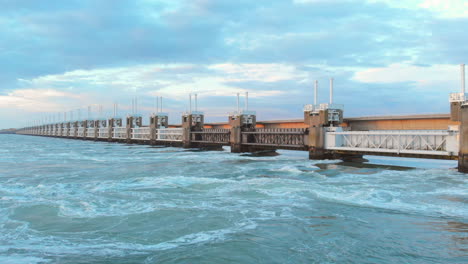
top-left (0, 0), bottom-right (467, 128)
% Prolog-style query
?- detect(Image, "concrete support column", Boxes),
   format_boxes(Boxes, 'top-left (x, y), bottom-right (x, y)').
top-left (451, 102), bottom-right (462, 122)
top-left (83, 121), bottom-right (88, 139)
top-left (149, 116), bottom-right (157, 143)
top-left (230, 125), bottom-right (242, 153)
top-left (66, 122), bottom-right (70, 137)
top-left (304, 110), bottom-right (332, 159)
top-left (94, 120), bottom-right (99, 140)
top-left (229, 113), bottom-right (256, 153)
top-left (72, 122), bottom-right (78, 138)
top-left (304, 105), bottom-right (349, 160)
top-left (151, 114), bottom-right (168, 144)
top-left (59, 123), bottom-right (64, 137)
top-left (108, 118), bottom-right (115, 141)
top-left (182, 113), bottom-right (204, 148)
top-left (126, 116), bottom-right (134, 142)
top-left (458, 105), bottom-right (468, 172)
top-left (182, 127), bottom-right (191, 148)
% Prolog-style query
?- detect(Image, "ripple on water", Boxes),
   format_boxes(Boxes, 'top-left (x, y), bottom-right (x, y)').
top-left (0, 134), bottom-right (466, 263)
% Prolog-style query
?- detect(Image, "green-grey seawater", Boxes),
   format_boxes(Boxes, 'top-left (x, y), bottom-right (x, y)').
top-left (0, 134), bottom-right (467, 263)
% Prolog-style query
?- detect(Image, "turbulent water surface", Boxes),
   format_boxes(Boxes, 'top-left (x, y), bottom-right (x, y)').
top-left (0, 134), bottom-right (467, 263)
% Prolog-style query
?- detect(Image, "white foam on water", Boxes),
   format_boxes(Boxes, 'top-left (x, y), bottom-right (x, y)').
top-left (275, 165), bottom-right (305, 174)
top-left (1, 135), bottom-right (467, 262)
top-left (0, 256), bottom-right (50, 264)
top-left (305, 168), bottom-right (468, 219)
top-left (0, 217), bottom-right (258, 259)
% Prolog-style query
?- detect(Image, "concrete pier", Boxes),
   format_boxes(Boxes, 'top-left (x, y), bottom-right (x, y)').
top-left (229, 112), bottom-right (256, 153)
top-left (304, 105), bottom-right (342, 160)
top-left (149, 113), bottom-right (169, 144)
top-left (126, 116), bottom-right (134, 143)
top-left (458, 105), bottom-right (468, 172)
top-left (182, 112), bottom-right (204, 148)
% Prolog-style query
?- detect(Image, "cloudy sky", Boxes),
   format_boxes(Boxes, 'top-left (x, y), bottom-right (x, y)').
top-left (1, 0), bottom-right (467, 128)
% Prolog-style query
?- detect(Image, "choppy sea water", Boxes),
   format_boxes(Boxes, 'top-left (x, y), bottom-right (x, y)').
top-left (0, 134), bottom-right (466, 264)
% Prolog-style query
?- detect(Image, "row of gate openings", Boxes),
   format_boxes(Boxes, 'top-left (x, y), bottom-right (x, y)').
top-left (36, 127), bottom-right (185, 142)
top-left (22, 128), bottom-right (456, 154)
top-left (33, 127), bottom-right (309, 147)
top-left (190, 128), bottom-right (307, 147)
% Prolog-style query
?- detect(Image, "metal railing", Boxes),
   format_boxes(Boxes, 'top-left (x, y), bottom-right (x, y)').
top-left (325, 130), bottom-right (459, 156)
top-left (113, 127), bottom-right (127, 139)
top-left (132, 127), bottom-right (151, 140)
top-left (157, 128), bottom-right (183, 141)
top-left (69, 128), bottom-right (77, 137)
top-left (86, 128), bottom-right (96, 138)
top-left (449, 92), bottom-right (466, 103)
top-left (304, 103), bottom-right (344, 112)
top-left (98, 128), bottom-right (109, 138)
top-left (77, 128), bottom-right (85, 137)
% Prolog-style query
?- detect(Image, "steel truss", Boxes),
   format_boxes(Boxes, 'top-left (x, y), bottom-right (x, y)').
top-left (242, 128), bottom-right (307, 148)
top-left (191, 129), bottom-right (230, 144)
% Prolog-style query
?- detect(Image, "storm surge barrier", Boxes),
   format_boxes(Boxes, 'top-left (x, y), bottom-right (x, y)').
top-left (16, 64), bottom-right (468, 172)
top-left (16, 103), bottom-right (461, 161)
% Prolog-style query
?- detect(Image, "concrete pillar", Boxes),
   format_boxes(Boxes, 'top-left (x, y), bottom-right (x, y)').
top-left (182, 112), bottom-right (204, 148)
top-left (65, 122), bottom-right (70, 137)
top-left (72, 121), bottom-right (78, 138)
top-left (304, 105), bottom-right (343, 160)
top-left (83, 120), bottom-right (88, 139)
top-left (150, 114), bottom-right (168, 143)
top-left (229, 113), bottom-right (256, 153)
top-left (149, 115), bottom-right (157, 142)
top-left (126, 116), bottom-right (134, 142)
top-left (305, 109), bottom-right (330, 159)
top-left (108, 118), bottom-right (115, 141)
top-left (87, 120), bottom-right (95, 139)
top-left (93, 120), bottom-right (99, 139)
top-left (451, 101), bottom-right (462, 122)
top-left (59, 123), bottom-right (64, 137)
top-left (458, 105), bottom-right (468, 172)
